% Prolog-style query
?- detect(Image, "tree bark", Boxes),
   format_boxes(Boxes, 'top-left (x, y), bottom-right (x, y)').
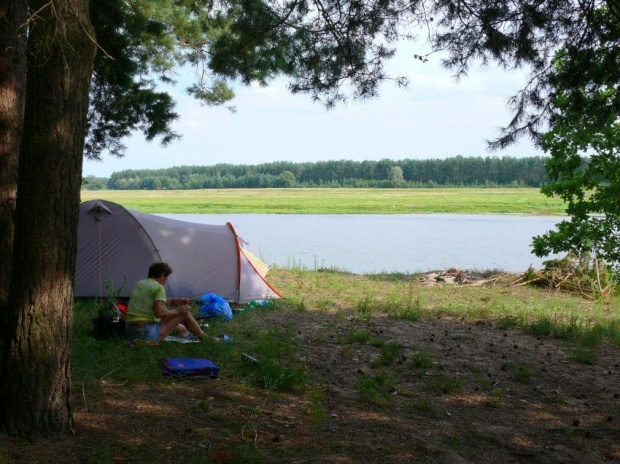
top-left (0, 0), bottom-right (95, 436)
top-left (0, 0), bottom-right (27, 326)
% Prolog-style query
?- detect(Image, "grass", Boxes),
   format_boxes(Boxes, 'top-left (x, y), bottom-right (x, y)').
top-left (75, 269), bottom-right (550, 409)
top-left (274, 267), bottom-right (620, 348)
top-left (486, 388), bottom-right (503, 408)
top-left (301, 387), bottom-right (329, 424)
top-left (73, 298), bottom-right (307, 391)
top-left (373, 341), bottom-right (402, 366)
top-left (505, 362), bottom-right (535, 384)
top-left (410, 349), bottom-right (435, 370)
top-left (567, 346), bottom-right (599, 365)
top-left (355, 369), bottom-right (396, 406)
top-left (346, 328), bottom-right (372, 343)
top-left (16, 266), bottom-right (618, 462)
top-left (81, 187), bottom-right (567, 215)
top-left (425, 374), bottom-right (465, 394)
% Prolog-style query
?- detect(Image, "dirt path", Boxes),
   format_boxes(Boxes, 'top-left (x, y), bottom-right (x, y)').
top-left (3, 309), bottom-right (620, 463)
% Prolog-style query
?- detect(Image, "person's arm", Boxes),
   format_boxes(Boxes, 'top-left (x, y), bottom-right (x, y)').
top-left (166, 297), bottom-right (189, 306)
top-left (154, 300), bottom-right (190, 319)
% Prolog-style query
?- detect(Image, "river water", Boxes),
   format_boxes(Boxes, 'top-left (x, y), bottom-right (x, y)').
top-left (160, 214), bottom-right (562, 274)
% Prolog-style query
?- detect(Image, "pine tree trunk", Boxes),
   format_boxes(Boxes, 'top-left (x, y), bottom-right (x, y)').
top-left (0, 0), bottom-right (95, 436)
top-left (0, 0), bottom-right (27, 326)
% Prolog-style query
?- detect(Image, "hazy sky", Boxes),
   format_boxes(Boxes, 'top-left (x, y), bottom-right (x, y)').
top-left (83, 43), bottom-right (543, 178)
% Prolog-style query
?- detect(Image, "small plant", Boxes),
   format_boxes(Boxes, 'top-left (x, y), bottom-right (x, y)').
top-left (477, 378), bottom-right (492, 391)
top-left (300, 301), bottom-right (310, 313)
top-left (448, 434), bottom-right (463, 450)
top-left (567, 346), bottom-right (598, 365)
top-left (356, 369), bottom-right (396, 407)
top-left (486, 388), bottom-right (503, 408)
top-left (316, 298), bottom-right (333, 312)
top-left (496, 317), bottom-right (518, 330)
top-left (373, 341), bottom-right (401, 367)
top-left (401, 287), bottom-right (422, 320)
top-left (400, 306), bottom-right (422, 321)
top-left (553, 393), bottom-right (566, 405)
top-left (192, 400), bottom-right (211, 413)
top-left (245, 358), bottom-right (307, 391)
top-left (404, 395), bottom-right (434, 414)
top-left (580, 325), bottom-right (606, 348)
top-left (527, 317), bottom-right (553, 336)
top-left (506, 362), bottom-right (535, 384)
top-left (607, 323), bottom-right (620, 347)
top-left (302, 388), bottom-right (328, 424)
top-left (410, 349), bottom-right (434, 370)
top-left (346, 328), bottom-right (371, 343)
top-left (551, 315), bottom-right (581, 340)
top-left (97, 268), bottom-right (127, 318)
top-left (354, 296), bottom-right (373, 320)
top-left (243, 405), bottom-right (264, 417)
top-left (426, 374), bottom-right (464, 394)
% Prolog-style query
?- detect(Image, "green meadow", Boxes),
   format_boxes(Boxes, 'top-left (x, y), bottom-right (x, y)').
top-left (81, 188), bottom-right (566, 215)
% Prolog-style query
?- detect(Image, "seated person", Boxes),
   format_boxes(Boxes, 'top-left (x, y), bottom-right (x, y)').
top-left (126, 262), bottom-right (205, 341)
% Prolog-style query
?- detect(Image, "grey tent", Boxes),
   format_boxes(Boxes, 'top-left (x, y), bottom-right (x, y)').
top-left (75, 199), bottom-right (281, 303)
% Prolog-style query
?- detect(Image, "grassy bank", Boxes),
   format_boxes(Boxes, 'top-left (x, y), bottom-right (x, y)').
top-left (271, 267), bottom-right (620, 342)
top-left (80, 188), bottom-right (567, 215)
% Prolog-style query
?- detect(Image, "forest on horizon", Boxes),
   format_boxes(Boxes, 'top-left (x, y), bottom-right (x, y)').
top-left (83, 155), bottom-right (549, 190)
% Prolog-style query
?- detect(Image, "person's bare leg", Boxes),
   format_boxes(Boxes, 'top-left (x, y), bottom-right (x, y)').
top-left (174, 323), bottom-right (190, 337)
top-left (160, 313), bottom-right (205, 339)
top-left (180, 313), bottom-right (206, 339)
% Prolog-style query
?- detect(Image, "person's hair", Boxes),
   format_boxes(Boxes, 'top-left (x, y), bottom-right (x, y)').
top-left (148, 262), bottom-right (173, 278)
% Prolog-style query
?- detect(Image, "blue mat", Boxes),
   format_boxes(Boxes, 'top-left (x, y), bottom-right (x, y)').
top-left (162, 358), bottom-right (219, 379)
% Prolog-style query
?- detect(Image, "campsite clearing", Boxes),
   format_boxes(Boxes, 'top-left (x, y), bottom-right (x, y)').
top-left (80, 188), bottom-right (567, 215)
top-left (3, 268), bottom-right (620, 463)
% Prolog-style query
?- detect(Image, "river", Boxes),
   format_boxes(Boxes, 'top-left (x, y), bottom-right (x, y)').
top-left (160, 214), bottom-right (562, 274)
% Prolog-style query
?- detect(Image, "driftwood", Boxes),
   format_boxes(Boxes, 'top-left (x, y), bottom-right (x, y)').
top-left (511, 254), bottom-right (614, 299)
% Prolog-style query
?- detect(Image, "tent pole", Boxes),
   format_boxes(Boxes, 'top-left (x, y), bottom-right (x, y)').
top-left (98, 219), bottom-right (103, 302)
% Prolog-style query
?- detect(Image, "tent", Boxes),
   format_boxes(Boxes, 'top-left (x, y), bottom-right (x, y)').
top-left (75, 199), bottom-right (282, 303)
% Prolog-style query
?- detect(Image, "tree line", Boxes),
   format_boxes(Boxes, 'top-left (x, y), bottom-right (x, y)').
top-left (87, 156), bottom-right (549, 190)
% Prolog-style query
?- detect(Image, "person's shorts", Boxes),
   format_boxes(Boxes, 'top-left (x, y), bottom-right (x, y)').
top-left (126, 322), bottom-right (160, 342)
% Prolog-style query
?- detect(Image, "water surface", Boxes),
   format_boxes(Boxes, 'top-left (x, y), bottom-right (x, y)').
top-left (160, 214), bottom-right (562, 274)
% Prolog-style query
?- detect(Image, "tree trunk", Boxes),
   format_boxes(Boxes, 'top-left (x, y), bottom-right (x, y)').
top-left (0, 0), bottom-right (27, 327)
top-left (0, 0), bottom-right (95, 436)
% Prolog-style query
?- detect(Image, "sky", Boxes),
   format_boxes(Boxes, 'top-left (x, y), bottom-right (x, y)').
top-left (83, 43), bottom-right (543, 178)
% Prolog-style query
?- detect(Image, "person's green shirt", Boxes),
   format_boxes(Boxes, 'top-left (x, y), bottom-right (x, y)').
top-left (127, 278), bottom-right (166, 324)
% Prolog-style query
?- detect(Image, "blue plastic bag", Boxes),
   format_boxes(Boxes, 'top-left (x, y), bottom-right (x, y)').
top-left (200, 293), bottom-right (233, 321)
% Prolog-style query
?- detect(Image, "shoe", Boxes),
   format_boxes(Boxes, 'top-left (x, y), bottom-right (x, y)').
top-left (183, 333), bottom-right (195, 340)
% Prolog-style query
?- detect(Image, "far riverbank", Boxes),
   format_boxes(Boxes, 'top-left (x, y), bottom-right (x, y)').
top-left (80, 188), bottom-right (566, 215)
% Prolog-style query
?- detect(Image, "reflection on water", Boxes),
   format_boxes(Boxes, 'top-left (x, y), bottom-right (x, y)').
top-left (160, 214), bottom-right (562, 274)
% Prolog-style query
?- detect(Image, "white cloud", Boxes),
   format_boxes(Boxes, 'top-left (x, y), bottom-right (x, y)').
top-left (83, 44), bottom-right (542, 177)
